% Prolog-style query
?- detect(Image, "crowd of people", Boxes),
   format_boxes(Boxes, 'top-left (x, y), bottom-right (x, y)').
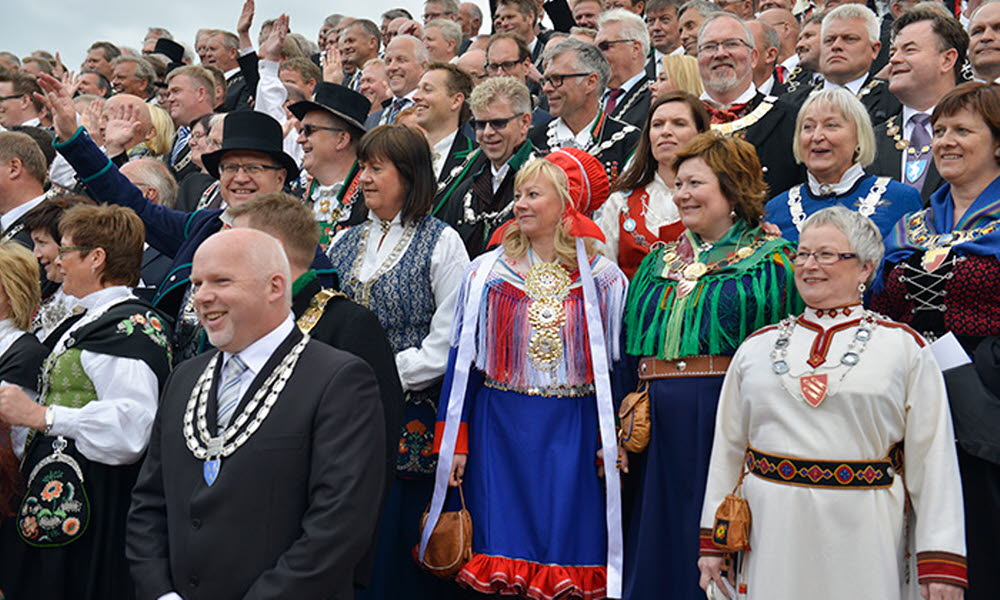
top-left (0, 0), bottom-right (998, 598)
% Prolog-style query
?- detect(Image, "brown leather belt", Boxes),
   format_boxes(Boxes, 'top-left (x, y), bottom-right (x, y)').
top-left (638, 355), bottom-right (732, 380)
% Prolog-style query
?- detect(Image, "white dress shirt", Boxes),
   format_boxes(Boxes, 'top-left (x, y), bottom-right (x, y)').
top-left (550, 112), bottom-right (601, 149)
top-left (221, 314), bottom-right (296, 408)
top-left (1, 193), bottom-right (45, 233)
top-left (431, 129), bottom-right (458, 181)
top-left (806, 162), bottom-right (865, 196)
top-left (254, 58), bottom-right (304, 167)
top-left (331, 213), bottom-right (470, 391)
top-left (43, 286), bottom-right (160, 466)
top-left (822, 73), bottom-right (868, 96)
top-left (700, 82), bottom-right (757, 108)
top-left (602, 70), bottom-right (646, 112)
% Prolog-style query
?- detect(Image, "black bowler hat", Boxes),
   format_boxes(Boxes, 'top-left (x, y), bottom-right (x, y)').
top-left (201, 112), bottom-right (301, 181)
top-left (288, 82), bottom-right (371, 133)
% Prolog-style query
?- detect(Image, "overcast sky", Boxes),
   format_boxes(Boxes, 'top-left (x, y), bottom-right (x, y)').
top-left (3, 0), bottom-right (493, 69)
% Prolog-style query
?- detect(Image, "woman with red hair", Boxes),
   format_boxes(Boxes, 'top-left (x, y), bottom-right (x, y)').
top-left (423, 148), bottom-right (628, 599)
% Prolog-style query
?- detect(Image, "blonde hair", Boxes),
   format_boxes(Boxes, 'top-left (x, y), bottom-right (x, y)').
top-left (0, 242), bottom-right (41, 330)
top-left (146, 104), bottom-right (176, 156)
top-left (504, 159), bottom-right (595, 268)
top-left (661, 54), bottom-right (704, 96)
top-left (793, 87), bottom-right (875, 167)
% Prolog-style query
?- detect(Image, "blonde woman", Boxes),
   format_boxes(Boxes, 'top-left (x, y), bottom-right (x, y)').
top-left (423, 148), bottom-right (628, 599)
top-left (145, 104), bottom-right (175, 158)
top-left (651, 54), bottom-right (704, 98)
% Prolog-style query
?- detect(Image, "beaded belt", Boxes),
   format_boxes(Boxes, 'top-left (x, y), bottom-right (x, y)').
top-left (638, 355), bottom-right (732, 380)
top-left (483, 378), bottom-right (595, 397)
top-left (745, 444), bottom-right (904, 489)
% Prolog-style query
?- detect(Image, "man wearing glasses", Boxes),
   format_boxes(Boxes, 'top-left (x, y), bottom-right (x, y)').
top-left (434, 77), bottom-right (537, 257)
top-left (697, 13), bottom-right (803, 194)
top-left (36, 73), bottom-right (332, 360)
top-left (0, 71), bottom-right (45, 130)
top-left (596, 9), bottom-right (655, 128)
top-left (529, 38), bottom-right (640, 183)
top-left (485, 33), bottom-right (552, 127)
top-left (288, 83), bottom-right (372, 248)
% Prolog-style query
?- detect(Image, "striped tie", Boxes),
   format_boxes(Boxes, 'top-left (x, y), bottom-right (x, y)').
top-left (171, 126), bottom-right (190, 168)
top-left (216, 355), bottom-right (249, 434)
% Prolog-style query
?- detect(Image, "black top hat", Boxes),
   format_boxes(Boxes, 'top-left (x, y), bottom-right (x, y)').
top-left (201, 112), bottom-right (301, 181)
top-left (288, 82), bottom-right (371, 134)
top-left (153, 38), bottom-right (185, 64)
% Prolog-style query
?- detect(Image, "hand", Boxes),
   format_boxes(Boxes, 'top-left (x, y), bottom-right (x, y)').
top-left (321, 43), bottom-right (344, 84)
top-left (104, 100), bottom-right (146, 156)
top-left (920, 582), bottom-right (964, 600)
top-left (63, 71), bottom-right (82, 97)
top-left (760, 221), bottom-right (782, 237)
top-left (525, 62), bottom-right (543, 85)
top-left (596, 446), bottom-right (629, 478)
top-left (449, 454), bottom-right (467, 487)
top-left (698, 556), bottom-right (735, 598)
top-left (261, 13), bottom-right (289, 62)
top-left (35, 73), bottom-right (80, 142)
top-left (237, 0), bottom-right (255, 36)
top-left (399, 20), bottom-right (424, 39)
top-left (0, 386), bottom-right (46, 430)
top-left (82, 99), bottom-right (105, 146)
top-left (51, 51), bottom-right (67, 80)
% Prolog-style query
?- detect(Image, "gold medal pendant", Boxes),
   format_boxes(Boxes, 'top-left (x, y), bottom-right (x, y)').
top-left (525, 263), bottom-right (572, 372)
top-left (683, 262), bottom-right (708, 280)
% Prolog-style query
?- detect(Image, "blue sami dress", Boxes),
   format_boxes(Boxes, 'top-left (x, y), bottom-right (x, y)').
top-left (435, 251), bottom-right (628, 600)
top-left (621, 223), bottom-right (802, 600)
top-left (766, 167), bottom-right (923, 243)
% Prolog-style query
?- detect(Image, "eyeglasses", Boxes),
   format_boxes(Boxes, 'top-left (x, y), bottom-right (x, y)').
top-left (0, 93), bottom-right (24, 102)
top-left (539, 72), bottom-right (590, 88)
top-left (485, 59), bottom-right (525, 74)
top-left (301, 124), bottom-right (347, 137)
top-left (218, 163), bottom-right (284, 176)
top-left (57, 245), bottom-right (94, 257)
top-left (793, 250), bottom-right (859, 266)
top-left (596, 39), bottom-right (637, 52)
top-left (470, 114), bottom-right (525, 131)
top-left (697, 39), bottom-right (753, 55)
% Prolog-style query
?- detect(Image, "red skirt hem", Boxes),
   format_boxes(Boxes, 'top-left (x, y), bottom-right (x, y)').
top-left (456, 553), bottom-right (607, 600)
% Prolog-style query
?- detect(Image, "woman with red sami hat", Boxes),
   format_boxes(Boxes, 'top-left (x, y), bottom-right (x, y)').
top-left (421, 148), bottom-right (629, 599)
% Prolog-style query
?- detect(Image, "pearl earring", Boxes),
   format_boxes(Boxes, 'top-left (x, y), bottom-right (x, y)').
top-left (858, 282), bottom-right (867, 294)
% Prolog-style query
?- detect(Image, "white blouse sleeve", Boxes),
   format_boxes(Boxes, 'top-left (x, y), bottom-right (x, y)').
top-left (395, 226), bottom-right (471, 391)
top-left (254, 59), bottom-right (288, 125)
top-left (596, 191), bottom-right (624, 264)
top-left (48, 350), bottom-right (159, 466)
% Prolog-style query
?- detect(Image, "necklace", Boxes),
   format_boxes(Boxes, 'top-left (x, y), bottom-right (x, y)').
top-left (710, 96), bottom-right (776, 137)
top-left (524, 257), bottom-right (572, 373)
top-left (345, 220), bottom-right (418, 307)
top-left (770, 310), bottom-right (877, 407)
top-left (787, 176), bottom-right (890, 231)
top-left (183, 334), bottom-right (309, 486)
top-left (902, 209), bottom-right (1000, 271)
top-left (660, 232), bottom-right (769, 289)
top-left (885, 115), bottom-right (932, 156)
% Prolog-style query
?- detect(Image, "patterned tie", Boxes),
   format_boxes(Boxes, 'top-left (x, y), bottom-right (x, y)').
top-left (604, 88), bottom-right (624, 116)
top-left (383, 98), bottom-right (408, 125)
top-left (171, 126), bottom-right (190, 168)
top-left (905, 113), bottom-right (932, 192)
top-left (216, 355), bottom-right (249, 434)
top-left (704, 102), bottom-right (750, 124)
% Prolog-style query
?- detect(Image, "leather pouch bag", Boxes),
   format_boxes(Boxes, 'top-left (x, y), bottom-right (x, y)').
top-left (618, 381), bottom-right (650, 453)
top-left (712, 468), bottom-right (751, 553)
top-left (419, 484), bottom-right (473, 578)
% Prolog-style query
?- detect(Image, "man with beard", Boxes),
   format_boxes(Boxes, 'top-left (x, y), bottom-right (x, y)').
top-left (696, 13), bottom-right (802, 194)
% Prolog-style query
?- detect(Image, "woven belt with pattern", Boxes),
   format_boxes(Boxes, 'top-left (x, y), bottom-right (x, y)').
top-left (745, 444), bottom-right (904, 489)
top-left (638, 355), bottom-right (732, 380)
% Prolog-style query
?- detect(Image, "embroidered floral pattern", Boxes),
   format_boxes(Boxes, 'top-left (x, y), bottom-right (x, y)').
top-left (117, 311), bottom-right (172, 360)
top-left (18, 465), bottom-right (89, 545)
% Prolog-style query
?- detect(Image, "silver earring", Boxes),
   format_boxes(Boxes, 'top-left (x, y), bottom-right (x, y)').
top-left (730, 210), bottom-right (737, 218)
top-left (858, 282), bottom-right (867, 294)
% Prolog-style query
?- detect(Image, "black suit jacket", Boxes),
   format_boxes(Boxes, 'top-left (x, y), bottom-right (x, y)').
top-left (785, 76), bottom-right (900, 125)
top-left (137, 246), bottom-right (173, 304)
top-left (870, 110), bottom-right (944, 206)
top-left (607, 75), bottom-right (653, 129)
top-left (645, 53), bottom-right (657, 80)
top-left (528, 112), bottom-right (641, 183)
top-left (0, 332), bottom-right (47, 391)
top-left (127, 328), bottom-right (385, 600)
top-left (438, 129), bottom-right (477, 184)
top-left (223, 72), bottom-right (253, 112)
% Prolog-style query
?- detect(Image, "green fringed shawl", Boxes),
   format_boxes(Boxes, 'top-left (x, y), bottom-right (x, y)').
top-left (624, 225), bottom-right (803, 360)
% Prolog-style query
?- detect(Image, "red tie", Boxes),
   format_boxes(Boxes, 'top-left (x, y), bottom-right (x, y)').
top-left (704, 102), bottom-right (749, 124)
top-left (776, 65), bottom-right (787, 84)
top-left (605, 88), bottom-right (624, 115)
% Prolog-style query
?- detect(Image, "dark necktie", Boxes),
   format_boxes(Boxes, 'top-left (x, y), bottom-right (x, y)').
top-left (605, 88), bottom-right (625, 115)
top-left (905, 113), bottom-right (932, 192)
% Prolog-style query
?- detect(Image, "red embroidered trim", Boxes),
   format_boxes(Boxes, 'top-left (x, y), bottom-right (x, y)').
top-left (797, 317), bottom-right (862, 368)
top-left (456, 553), bottom-right (607, 600)
top-left (916, 551), bottom-right (968, 588)
top-left (432, 421), bottom-right (469, 454)
top-left (745, 323), bottom-right (780, 341)
top-left (699, 527), bottom-right (726, 556)
top-left (876, 320), bottom-right (928, 347)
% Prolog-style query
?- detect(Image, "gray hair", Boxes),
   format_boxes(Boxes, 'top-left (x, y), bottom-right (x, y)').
top-left (122, 158), bottom-right (179, 210)
top-left (598, 8), bottom-right (651, 57)
top-left (647, 0), bottom-right (683, 14)
top-left (699, 13), bottom-right (755, 48)
top-left (800, 206), bottom-right (884, 282)
top-left (427, 0), bottom-right (460, 15)
top-left (323, 14), bottom-right (346, 28)
top-left (0, 52), bottom-right (20, 67)
top-left (146, 27), bottom-right (173, 40)
top-left (345, 19), bottom-right (383, 47)
top-left (679, 0), bottom-right (722, 21)
top-left (381, 8), bottom-right (413, 21)
top-left (427, 19), bottom-right (464, 48)
top-left (470, 76), bottom-right (532, 115)
top-left (112, 56), bottom-right (156, 91)
top-left (392, 34), bottom-right (430, 64)
top-left (793, 87), bottom-right (876, 167)
top-left (463, 2), bottom-right (483, 22)
top-left (822, 4), bottom-right (880, 44)
top-left (752, 20), bottom-right (780, 51)
top-left (543, 37), bottom-right (611, 95)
